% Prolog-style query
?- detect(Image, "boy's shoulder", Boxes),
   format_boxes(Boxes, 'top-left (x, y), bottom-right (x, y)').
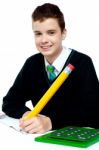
top-left (25, 53), bottom-right (43, 65)
top-left (21, 53), bottom-right (44, 70)
top-left (27, 53), bottom-right (43, 61)
top-left (68, 49), bottom-right (93, 68)
top-left (70, 48), bottom-right (92, 62)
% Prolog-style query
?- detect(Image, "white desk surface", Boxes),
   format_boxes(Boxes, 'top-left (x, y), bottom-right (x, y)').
top-left (0, 115), bottom-right (99, 150)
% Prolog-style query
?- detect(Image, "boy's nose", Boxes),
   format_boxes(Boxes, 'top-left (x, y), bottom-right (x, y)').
top-left (41, 35), bottom-right (48, 43)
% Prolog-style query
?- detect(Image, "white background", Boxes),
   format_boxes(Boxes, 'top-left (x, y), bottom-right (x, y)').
top-left (0, 0), bottom-right (99, 108)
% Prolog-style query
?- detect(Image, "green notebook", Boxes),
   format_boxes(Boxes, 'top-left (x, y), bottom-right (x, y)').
top-left (35, 126), bottom-right (99, 148)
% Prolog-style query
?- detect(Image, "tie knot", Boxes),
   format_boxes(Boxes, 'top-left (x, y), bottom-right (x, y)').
top-left (47, 65), bottom-right (55, 73)
top-left (47, 65), bottom-right (56, 82)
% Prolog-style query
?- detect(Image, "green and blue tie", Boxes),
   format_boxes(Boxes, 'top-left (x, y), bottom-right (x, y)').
top-left (47, 65), bottom-right (56, 82)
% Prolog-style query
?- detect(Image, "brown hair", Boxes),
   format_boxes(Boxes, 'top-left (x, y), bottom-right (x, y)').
top-left (32, 3), bottom-right (65, 32)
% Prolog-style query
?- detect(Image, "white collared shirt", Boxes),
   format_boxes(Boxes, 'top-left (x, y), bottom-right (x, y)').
top-left (45, 46), bottom-right (72, 76)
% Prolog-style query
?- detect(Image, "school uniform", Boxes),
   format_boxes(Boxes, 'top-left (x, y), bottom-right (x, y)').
top-left (2, 48), bottom-right (99, 130)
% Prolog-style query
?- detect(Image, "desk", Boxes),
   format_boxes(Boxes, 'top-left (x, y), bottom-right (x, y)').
top-left (0, 116), bottom-right (99, 150)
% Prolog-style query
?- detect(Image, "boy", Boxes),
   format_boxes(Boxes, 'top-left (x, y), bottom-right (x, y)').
top-left (2, 3), bottom-right (99, 134)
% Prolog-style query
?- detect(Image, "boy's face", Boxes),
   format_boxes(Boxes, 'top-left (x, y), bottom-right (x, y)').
top-left (32, 18), bottom-right (66, 62)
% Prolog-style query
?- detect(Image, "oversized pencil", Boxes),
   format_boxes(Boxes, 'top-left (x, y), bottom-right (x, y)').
top-left (23, 64), bottom-right (75, 121)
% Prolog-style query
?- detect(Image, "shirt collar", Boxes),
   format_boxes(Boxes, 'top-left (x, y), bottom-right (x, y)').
top-left (45, 46), bottom-right (72, 73)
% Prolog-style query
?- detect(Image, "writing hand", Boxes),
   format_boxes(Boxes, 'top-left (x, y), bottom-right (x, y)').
top-left (19, 112), bottom-right (52, 134)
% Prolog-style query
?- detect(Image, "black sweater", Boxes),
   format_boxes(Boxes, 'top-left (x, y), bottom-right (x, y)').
top-left (2, 50), bottom-right (99, 130)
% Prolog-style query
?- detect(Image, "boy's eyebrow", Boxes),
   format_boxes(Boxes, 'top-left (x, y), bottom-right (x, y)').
top-left (47, 29), bottom-right (56, 32)
top-left (33, 30), bottom-right (41, 33)
top-left (34, 29), bottom-right (56, 33)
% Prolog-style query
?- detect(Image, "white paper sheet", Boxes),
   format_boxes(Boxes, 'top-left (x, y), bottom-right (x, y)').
top-left (0, 112), bottom-right (21, 131)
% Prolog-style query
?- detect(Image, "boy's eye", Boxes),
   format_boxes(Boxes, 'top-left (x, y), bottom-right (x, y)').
top-left (34, 32), bottom-right (42, 36)
top-left (48, 31), bottom-right (55, 35)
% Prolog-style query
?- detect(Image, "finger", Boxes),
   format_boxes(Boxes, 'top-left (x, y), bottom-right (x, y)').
top-left (24, 122), bottom-right (39, 133)
top-left (22, 111), bottom-right (31, 117)
top-left (28, 125), bottom-right (44, 134)
top-left (21, 117), bottom-right (37, 128)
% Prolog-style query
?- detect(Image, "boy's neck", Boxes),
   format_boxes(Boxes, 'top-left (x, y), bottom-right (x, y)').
top-left (45, 48), bottom-right (63, 64)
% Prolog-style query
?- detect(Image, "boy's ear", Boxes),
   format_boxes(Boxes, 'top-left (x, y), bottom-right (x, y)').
top-left (62, 29), bottom-right (67, 40)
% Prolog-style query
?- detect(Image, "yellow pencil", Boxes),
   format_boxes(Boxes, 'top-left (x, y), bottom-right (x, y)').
top-left (23, 64), bottom-right (75, 121)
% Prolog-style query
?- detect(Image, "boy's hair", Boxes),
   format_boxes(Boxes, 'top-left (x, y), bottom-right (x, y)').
top-left (32, 3), bottom-right (65, 32)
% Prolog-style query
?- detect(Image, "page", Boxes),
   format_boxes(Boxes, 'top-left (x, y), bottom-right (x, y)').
top-left (0, 112), bottom-right (20, 131)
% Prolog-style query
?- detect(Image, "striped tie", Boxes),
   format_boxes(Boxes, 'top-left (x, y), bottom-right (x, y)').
top-left (47, 65), bottom-right (56, 82)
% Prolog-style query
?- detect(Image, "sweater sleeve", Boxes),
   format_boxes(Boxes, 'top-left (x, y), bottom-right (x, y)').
top-left (76, 57), bottom-right (99, 127)
top-left (2, 58), bottom-right (32, 118)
